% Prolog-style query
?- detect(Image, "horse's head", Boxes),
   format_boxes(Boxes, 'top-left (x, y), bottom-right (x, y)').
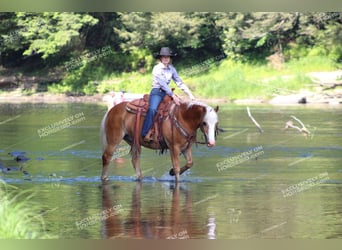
top-left (200, 105), bottom-right (219, 147)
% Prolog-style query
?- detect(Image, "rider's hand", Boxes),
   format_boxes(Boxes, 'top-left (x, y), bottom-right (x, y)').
top-left (172, 94), bottom-right (181, 105)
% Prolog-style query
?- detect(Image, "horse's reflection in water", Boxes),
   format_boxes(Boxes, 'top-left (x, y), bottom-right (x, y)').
top-left (101, 182), bottom-right (203, 239)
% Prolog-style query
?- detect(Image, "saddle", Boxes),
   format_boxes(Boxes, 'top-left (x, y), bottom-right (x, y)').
top-left (126, 94), bottom-right (172, 118)
top-left (126, 94), bottom-right (174, 150)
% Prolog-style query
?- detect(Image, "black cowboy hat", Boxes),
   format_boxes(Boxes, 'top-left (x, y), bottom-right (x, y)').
top-left (154, 47), bottom-right (177, 58)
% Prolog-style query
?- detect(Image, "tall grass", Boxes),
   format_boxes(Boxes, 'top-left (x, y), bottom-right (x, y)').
top-left (0, 180), bottom-right (53, 239)
top-left (53, 54), bottom-right (340, 99)
top-left (181, 55), bottom-right (340, 100)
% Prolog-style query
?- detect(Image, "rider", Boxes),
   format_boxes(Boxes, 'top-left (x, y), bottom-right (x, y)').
top-left (141, 47), bottom-right (195, 142)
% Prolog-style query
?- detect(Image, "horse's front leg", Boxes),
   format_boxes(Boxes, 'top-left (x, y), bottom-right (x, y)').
top-left (180, 145), bottom-right (193, 175)
top-left (169, 147), bottom-right (181, 182)
top-left (169, 145), bottom-right (193, 177)
top-left (131, 145), bottom-right (143, 181)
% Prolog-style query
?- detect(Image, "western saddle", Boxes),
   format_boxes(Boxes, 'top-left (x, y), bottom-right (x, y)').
top-left (126, 94), bottom-right (174, 150)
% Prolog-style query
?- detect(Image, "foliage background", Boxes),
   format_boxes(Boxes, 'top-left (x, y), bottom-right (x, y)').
top-left (0, 12), bottom-right (341, 97)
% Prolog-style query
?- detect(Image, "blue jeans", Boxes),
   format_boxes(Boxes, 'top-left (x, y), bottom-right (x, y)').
top-left (141, 88), bottom-right (166, 136)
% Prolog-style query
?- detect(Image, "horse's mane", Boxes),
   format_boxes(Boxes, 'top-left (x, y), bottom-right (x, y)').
top-left (185, 100), bottom-right (210, 110)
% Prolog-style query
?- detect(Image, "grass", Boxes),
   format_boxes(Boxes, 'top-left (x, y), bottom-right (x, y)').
top-left (90, 55), bottom-right (340, 100)
top-left (0, 180), bottom-right (53, 239)
top-left (3, 54), bottom-right (339, 99)
top-left (184, 55), bottom-right (339, 100)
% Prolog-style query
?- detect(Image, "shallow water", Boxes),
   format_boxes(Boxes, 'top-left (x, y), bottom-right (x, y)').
top-left (0, 102), bottom-right (341, 239)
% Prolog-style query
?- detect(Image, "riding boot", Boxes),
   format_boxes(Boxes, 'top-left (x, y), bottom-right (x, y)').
top-left (143, 130), bottom-right (153, 143)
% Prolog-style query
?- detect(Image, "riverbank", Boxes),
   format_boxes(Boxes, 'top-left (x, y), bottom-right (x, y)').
top-left (0, 90), bottom-right (341, 105)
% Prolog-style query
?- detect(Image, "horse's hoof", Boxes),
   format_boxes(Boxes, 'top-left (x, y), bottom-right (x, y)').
top-left (135, 175), bottom-right (143, 181)
top-left (169, 169), bottom-right (175, 176)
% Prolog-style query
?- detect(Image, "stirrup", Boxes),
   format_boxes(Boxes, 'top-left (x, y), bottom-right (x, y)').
top-left (143, 133), bottom-right (153, 143)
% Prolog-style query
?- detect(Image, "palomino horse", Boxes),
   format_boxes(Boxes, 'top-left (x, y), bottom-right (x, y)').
top-left (100, 99), bottom-right (219, 182)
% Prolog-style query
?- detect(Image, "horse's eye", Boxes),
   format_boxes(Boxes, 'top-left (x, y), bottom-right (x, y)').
top-left (202, 122), bottom-right (207, 126)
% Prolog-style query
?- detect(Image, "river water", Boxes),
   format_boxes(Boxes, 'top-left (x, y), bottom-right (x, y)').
top-left (0, 102), bottom-right (341, 239)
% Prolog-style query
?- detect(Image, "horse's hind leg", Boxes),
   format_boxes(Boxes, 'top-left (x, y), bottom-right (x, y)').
top-left (101, 131), bottom-right (124, 181)
top-left (131, 145), bottom-right (143, 180)
top-left (102, 145), bottom-right (115, 181)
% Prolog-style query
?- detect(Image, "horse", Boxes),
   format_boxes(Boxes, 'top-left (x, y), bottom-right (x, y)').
top-left (100, 98), bottom-right (219, 182)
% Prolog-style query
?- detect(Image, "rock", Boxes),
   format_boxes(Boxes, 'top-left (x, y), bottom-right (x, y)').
top-left (1, 166), bottom-right (20, 172)
top-left (22, 170), bottom-right (30, 176)
top-left (14, 155), bottom-right (30, 162)
top-left (298, 97), bottom-right (307, 104)
top-left (269, 94), bottom-right (307, 105)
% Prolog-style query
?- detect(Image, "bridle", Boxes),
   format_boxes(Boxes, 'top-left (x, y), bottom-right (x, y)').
top-left (170, 105), bottom-right (196, 146)
top-left (170, 104), bottom-right (219, 146)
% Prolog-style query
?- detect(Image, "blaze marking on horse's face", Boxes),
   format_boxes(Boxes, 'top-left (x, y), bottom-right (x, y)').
top-left (187, 101), bottom-right (218, 147)
top-left (203, 107), bottom-right (218, 147)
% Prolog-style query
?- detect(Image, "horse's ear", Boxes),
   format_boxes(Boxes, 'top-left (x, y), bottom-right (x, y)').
top-left (214, 106), bottom-right (219, 113)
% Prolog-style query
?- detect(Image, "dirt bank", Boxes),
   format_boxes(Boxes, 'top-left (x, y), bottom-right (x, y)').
top-left (0, 71), bottom-right (341, 105)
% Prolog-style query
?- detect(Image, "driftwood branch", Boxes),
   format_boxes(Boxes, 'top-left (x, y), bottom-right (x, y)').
top-left (284, 115), bottom-right (310, 135)
top-left (246, 106), bottom-right (263, 133)
top-left (321, 82), bottom-right (342, 91)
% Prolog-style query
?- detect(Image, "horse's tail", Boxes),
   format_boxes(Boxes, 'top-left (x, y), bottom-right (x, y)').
top-left (100, 110), bottom-right (109, 153)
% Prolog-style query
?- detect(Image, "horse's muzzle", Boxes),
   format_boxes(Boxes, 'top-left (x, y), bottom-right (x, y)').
top-left (207, 141), bottom-right (215, 147)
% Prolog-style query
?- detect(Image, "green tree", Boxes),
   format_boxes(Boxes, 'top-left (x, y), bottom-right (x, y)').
top-left (216, 12), bottom-right (342, 63)
top-left (114, 12), bottom-right (219, 66)
top-left (216, 12), bottom-right (300, 61)
top-left (1, 12), bottom-right (98, 67)
top-left (294, 12), bottom-right (342, 61)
